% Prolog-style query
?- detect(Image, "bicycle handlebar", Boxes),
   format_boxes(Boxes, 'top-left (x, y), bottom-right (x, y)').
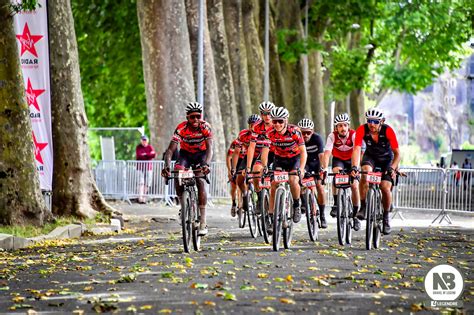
top-left (165, 168), bottom-right (210, 185)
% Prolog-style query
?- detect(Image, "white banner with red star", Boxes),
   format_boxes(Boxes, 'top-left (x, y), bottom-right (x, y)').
top-left (14, 0), bottom-right (53, 190)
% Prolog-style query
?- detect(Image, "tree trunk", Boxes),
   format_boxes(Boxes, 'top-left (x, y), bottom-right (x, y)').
top-left (0, 3), bottom-right (49, 226)
top-left (268, 5), bottom-right (285, 108)
top-left (242, 0), bottom-right (264, 110)
top-left (49, 0), bottom-right (115, 218)
top-left (185, 0), bottom-right (225, 161)
top-left (207, 0), bottom-right (239, 146)
top-left (137, 0), bottom-right (194, 154)
top-left (350, 89), bottom-right (364, 127)
top-left (223, 0), bottom-right (251, 129)
top-left (309, 51), bottom-right (326, 135)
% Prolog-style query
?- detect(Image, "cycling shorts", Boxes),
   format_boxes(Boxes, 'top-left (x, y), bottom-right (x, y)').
top-left (361, 153), bottom-right (393, 183)
top-left (237, 156), bottom-right (259, 171)
top-left (273, 155), bottom-right (300, 172)
top-left (332, 157), bottom-right (351, 172)
top-left (305, 160), bottom-right (321, 180)
top-left (175, 149), bottom-right (206, 169)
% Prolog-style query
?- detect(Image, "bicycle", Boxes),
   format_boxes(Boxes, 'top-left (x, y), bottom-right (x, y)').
top-left (259, 174), bottom-right (272, 244)
top-left (165, 168), bottom-right (209, 253)
top-left (267, 169), bottom-right (300, 251)
top-left (328, 170), bottom-right (354, 246)
top-left (300, 172), bottom-right (319, 242)
top-left (360, 169), bottom-right (404, 250)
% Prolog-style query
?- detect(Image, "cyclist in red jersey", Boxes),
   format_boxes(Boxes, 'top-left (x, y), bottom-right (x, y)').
top-left (246, 102), bottom-right (276, 196)
top-left (350, 108), bottom-right (401, 235)
top-left (322, 113), bottom-right (361, 231)
top-left (231, 114), bottom-right (262, 215)
top-left (161, 102), bottom-right (213, 236)
top-left (260, 107), bottom-right (307, 230)
top-left (226, 138), bottom-right (241, 217)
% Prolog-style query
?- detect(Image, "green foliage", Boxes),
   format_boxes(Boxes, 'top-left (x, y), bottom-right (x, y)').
top-left (461, 141), bottom-right (474, 150)
top-left (9, 0), bottom-right (39, 14)
top-left (71, 0), bottom-right (146, 130)
top-left (277, 29), bottom-right (322, 63)
top-left (0, 217), bottom-right (95, 238)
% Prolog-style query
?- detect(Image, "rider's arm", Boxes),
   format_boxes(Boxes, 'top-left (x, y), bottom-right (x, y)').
top-left (352, 125), bottom-right (365, 169)
top-left (226, 151), bottom-right (232, 172)
top-left (391, 148), bottom-right (401, 170)
top-left (246, 142), bottom-right (256, 170)
top-left (351, 145), bottom-right (362, 169)
top-left (204, 138), bottom-right (213, 165)
top-left (322, 133), bottom-right (334, 169)
top-left (299, 144), bottom-right (307, 173)
top-left (386, 126), bottom-right (400, 170)
top-left (231, 147), bottom-right (241, 170)
top-left (164, 142), bottom-right (177, 167)
top-left (260, 146), bottom-right (269, 169)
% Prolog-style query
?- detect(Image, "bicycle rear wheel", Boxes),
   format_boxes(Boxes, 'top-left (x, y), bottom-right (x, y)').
top-left (260, 189), bottom-right (271, 244)
top-left (305, 189), bottom-right (318, 242)
top-left (238, 193), bottom-right (247, 228)
top-left (272, 188), bottom-right (285, 251)
top-left (181, 191), bottom-right (192, 253)
top-left (365, 188), bottom-right (376, 250)
top-left (336, 189), bottom-right (347, 246)
top-left (373, 190), bottom-right (382, 249)
top-left (192, 203), bottom-right (201, 251)
top-left (247, 189), bottom-right (258, 238)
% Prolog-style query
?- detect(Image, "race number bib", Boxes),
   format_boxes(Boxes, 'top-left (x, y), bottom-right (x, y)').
top-left (178, 170), bottom-right (194, 179)
top-left (367, 172), bottom-right (382, 184)
top-left (302, 177), bottom-right (316, 188)
top-left (274, 171), bottom-right (289, 183)
top-left (334, 174), bottom-right (350, 185)
top-left (260, 177), bottom-right (271, 188)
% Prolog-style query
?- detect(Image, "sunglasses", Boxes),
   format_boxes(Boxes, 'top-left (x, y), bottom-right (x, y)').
top-left (272, 119), bottom-right (284, 125)
top-left (260, 111), bottom-right (271, 116)
top-left (188, 114), bottom-right (201, 120)
top-left (367, 119), bottom-right (381, 125)
top-left (302, 131), bottom-right (312, 136)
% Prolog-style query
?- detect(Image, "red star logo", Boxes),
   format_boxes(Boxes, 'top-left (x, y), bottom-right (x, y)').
top-left (16, 23), bottom-right (43, 57)
top-left (25, 78), bottom-right (45, 111)
top-left (32, 132), bottom-right (48, 164)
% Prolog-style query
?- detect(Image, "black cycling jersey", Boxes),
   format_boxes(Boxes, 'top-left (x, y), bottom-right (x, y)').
top-left (305, 133), bottom-right (324, 164)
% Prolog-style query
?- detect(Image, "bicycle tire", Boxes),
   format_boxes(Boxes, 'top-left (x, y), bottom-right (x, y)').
top-left (181, 190), bottom-right (192, 253)
top-left (373, 190), bottom-right (382, 249)
top-left (191, 200), bottom-right (201, 252)
top-left (345, 189), bottom-right (353, 245)
top-left (336, 189), bottom-right (347, 246)
top-left (260, 189), bottom-right (270, 244)
top-left (365, 187), bottom-right (376, 250)
top-left (272, 188), bottom-right (285, 251)
top-left (247, 189), bottom-right (258, 238)
top-left (238, 194), bottom-right (247, 228)
top-left (305, 189), bottom-right (318, 242)
top-left (283, 191), bottom-right (293, 249)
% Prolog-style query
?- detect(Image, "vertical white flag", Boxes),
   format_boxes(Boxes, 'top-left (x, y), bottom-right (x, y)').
top-left (13, 0), bottom-right (53, 190)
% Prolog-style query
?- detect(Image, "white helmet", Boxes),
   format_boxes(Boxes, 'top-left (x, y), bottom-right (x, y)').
top-left (271, 107), bottom-right (289, 119)
top-left (365, 108), bottom-right (384, 120)
top-left (186, 102), bottom-right (203, 114)
top-left (297, 118), bottom-right (314, 129)
top-left (258, 101), bottom-right (275, 112)
top-left (334, 113), bottom-right (350, 125)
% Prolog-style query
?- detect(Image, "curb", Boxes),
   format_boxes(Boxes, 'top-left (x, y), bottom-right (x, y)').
top-left (0, 218), bottom-right (123, 251)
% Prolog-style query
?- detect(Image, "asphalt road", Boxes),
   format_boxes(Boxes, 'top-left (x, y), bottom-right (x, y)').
top-left (0, 201), bottom-right (472, 314)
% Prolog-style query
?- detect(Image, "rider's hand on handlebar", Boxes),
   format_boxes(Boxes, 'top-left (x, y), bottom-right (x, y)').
top-left (319, 167), bottom-right (327, 181)
top-left (161, 166), bottom-right (171, 178)
top-left (350, 166), bottom-right (359, 178)
top-left (386, 166), bottom-right (396, 179)
top-left (201, 164), bottom-right (211, 175)
top-left (299, 167), bottom-right (305, 179)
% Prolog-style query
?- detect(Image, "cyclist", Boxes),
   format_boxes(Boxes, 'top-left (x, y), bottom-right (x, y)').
top-left (260, 107), bottom-right (307, 231)
top-left (246, 102), bottom-right (276, 200)
top-left (161, 102), bottom-right (213, 236)
top-left (297, 118), bottom-right (328, 229)
top-left (231, 114), bottom-right (262, 213)
top-left (350, 108), bottom-right (401, 235)
top-left (226, 138), bottom-right (241, 217)
top-left (322, 113), bottom-right (361, 231)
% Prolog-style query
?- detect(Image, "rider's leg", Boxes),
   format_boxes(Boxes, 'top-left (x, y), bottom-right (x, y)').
top-left (252, 163), bottom-right (263, 192)
top-left (350, 180), bottom-right (361, 231)
top-left (331, 167), bottom-right (342, 215)
top-left (356, 164), bottom-right (372, 220)
top-left (230, 181), bottom-right (238, 216)
top-left (316, 182), bottom-right (327, 228)
top-left (381, 180), bottom-right (393, 235)
top-left (289, 175), bottom-right (302, 223)
top-left (196, 178), bottom-right (207, 224)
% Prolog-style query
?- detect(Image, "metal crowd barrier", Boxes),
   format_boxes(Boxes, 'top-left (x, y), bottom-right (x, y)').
top-left (94, 162), bottom-right (473, 223)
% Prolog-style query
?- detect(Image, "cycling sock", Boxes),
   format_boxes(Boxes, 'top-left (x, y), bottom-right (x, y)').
top-left (318, 204), bottom-right (325, 215)
top-left (353, 206), bottom-right (359, 217)
top-left (232, 199), bottom-right (236, 206)
top-left (383, 212), bottom-right (389, 220)
top-left (293, 199), bottom-right (300, 207)
top-left (333, 195), bottom-right (338, 206)
top-left (361, 200), bottom-right (366, 209)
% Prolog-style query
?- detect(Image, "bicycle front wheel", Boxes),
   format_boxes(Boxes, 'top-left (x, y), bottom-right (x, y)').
top-left (192, 202), bottom-right (201, 252)
top-left (260, 189), bottom-right (271, 244)
top-left (345, 189), bottom-right (353, 245)
top-left (305, 189), bottom-right (318, 242)
top-left (247, 189), bottom-right (258, 238)
top-left (365, 187), bottom-right (376, 250)
top-left (181, 191), bottom-right (192, 253)
top-left (272, 188), bottom-right (285, 251)
top-left (336, 189), bottom-right (347, 246)
top-left (373, 190), bottom-right (383, 249)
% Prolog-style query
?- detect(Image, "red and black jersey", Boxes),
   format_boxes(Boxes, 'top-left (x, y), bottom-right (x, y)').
top-left (236, 129), bottom-right (252, 158)
top-left (227, 139), bottom-right (239, 156)
top-left (355, 124), bottom-right (398, 159)
top-left (324, 129), bottom-right (356, 161)
top-left (171, 121), bottom-right (213, 153)
top-left (250, 120), bottom-right (271, 156)
top-left (265, 124), bottom-right (304, 158)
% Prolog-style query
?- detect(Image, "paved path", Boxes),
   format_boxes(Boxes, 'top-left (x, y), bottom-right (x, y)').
top-left (0, 201), bottom-right (472, 314)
